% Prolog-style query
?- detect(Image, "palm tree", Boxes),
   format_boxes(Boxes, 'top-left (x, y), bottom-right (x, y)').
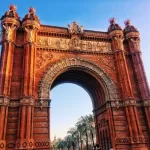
top-left (62, 114), bottom-right (96, 150)
top-left (65, 135), bottom-right (76, 150)
top-left (77, 114), bottom-right (96, 150)
top-left (86, 114), bottom-right (95, 148)
top-left (56, 140), bottom-right (66, 150)
top-left (67, 128), bottom-right (78, 150)
top-left (76, 122), bottom-right (84, 150)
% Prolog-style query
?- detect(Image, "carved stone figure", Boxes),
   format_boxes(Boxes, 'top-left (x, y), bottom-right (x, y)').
top-left (3, 24), bottom-right (16, 41)
top-left (68, 22), bottom-right (84, 34)
top-left (114, 36), bottom-right (124, 50)
top-left (130, 38), bottom-right (140, 51)
top-left (24, 27), bottom-right (34, 42)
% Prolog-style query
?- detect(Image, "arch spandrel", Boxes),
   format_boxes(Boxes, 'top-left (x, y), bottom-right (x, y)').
top-left (39, 57), bottom-right (118, 100)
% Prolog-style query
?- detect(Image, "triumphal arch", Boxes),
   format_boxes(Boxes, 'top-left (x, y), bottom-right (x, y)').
top-left (0, 5), bottom-right (150, 150)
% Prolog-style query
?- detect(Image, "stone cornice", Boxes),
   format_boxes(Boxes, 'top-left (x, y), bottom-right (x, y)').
top-left (93, 99), bottom-right (150, 115)
top-left (39, 25), bottom-right (109, 40)
top-left (9, 99), bottom-right (51, 108)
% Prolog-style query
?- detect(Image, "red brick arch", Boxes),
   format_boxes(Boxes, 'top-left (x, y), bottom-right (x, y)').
top-left (39, 57), bottom-right (118, 100)
top-left (0, 5), bottom-right (150, 150)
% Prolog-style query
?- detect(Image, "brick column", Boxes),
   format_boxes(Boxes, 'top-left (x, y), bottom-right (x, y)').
top-left (0, 6), bottom-right (20, 149)
top-left (108, 18), bottom-right (142, 147)
top-left (16, 97), bottom-right (34, 150)
top-left (15, 7), bottom-right (40, 150)
top-left (108, 18), bottom-right (148, 149)
top-left (125, 27), bottom-right (150, 135)
top-left (0, 97), bottom-right (9, 150)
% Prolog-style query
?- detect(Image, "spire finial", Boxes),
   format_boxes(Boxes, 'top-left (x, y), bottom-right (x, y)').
top-left (124, 19), bottom-right (131, 26)
top-left (9, 4), bottom-right (17, 11)
top-left (28, 7), bottom-right (36, 14)
top-left (109, 17), bottom-right (116, 24)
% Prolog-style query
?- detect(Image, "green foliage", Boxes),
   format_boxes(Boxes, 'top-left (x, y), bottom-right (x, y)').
top-left (55, 114), bottom-right (95, 150)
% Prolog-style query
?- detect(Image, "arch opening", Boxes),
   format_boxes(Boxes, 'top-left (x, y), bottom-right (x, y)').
top-left (50, 83), bottom-right (93, 140)
top-left (50, 68), bottom-right (106, 109)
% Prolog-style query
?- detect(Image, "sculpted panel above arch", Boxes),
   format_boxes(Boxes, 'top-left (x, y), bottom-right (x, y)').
top-left (38, 57), bottom-right (118, 100)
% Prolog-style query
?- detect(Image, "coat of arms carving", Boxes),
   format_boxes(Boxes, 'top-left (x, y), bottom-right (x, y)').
top-left (68, 22), bottom-right (84, 34)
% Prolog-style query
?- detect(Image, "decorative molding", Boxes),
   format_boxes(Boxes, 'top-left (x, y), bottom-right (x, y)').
top-left (20, 97), bottom-right (34, 106)
top-left (84, 31), bottom-right (108, 38)
top-left (125, 31), bottom-right (140, 39)
top-left (34, 140), bottom-right (50, 148)
top-left (39, 57), bottom-right (118, 100)
top-left (0, 140), bottom-right (6, 149)
top-left (37, 36), bottom-right (112, 53)
top-left (143, 99), bottom-right (150, 106)
top-left (109, 30), bottom-right (123, 39)
top-left (116, 136), bottom-right (149, 144)
top-left (116, 138), bottom-right (129, 144)
top-left (40, 26), bottom-right (68, 33)
top-left (34, 99), bottom-right (51, 108)
top-left (9, 100), bottom-right (20, 107)
top-left (39, 25), bottom-right (108, 39)
top-left (0, 96), bottom-right (10, 106)
top-left (8, 99), bottom-right (149, 108)
top-left (15, 139), bottom-right (34, 149)
top-left (1, 17), bottom-right (20, 28)
top-left (106, 99), bottom-right (150, 108)
top-left (22, 20), bottom-right (40, 30)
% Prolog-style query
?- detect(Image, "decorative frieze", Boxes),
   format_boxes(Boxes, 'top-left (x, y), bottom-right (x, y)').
top-left (34, 140), bottom-right (50, 149)
top-left (37, 36), bottom-right (112, 53)
top-left (0, 96), bottom-right (10, 106)
top-left (39, 25), bottom-right (108, 39)
top-left (15, 139), bottom-right (34, 149)
top-left (20, 97), bottom-right (34, 106)
top-left (40, 25), bottom-right (68, 33)
top-left (1, 17), bottom-right (20, 28)
top-left (34, 99), bottom-right (51, 108)
top-left (7, 99), bottom-right (149, 108)
top-left (115, 136), bottom-right (149, 144)
top-left (106, 99), bottom-right (150, 108)
top-left (143, 99), bottom-right (150, 106)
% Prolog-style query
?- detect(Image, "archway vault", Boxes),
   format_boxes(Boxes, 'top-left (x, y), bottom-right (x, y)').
top-left (39, 57), bottom-right (118, 101)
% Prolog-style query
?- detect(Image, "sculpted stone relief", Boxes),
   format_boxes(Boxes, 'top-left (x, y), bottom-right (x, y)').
top-left (68, 22), bottom-right (84, 34)
top-left (36, 50), bottom-right (53, 68)
top-left (37, 36), bottom-right (112, 52)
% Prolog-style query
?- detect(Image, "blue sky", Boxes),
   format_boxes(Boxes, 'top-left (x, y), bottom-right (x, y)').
top-left (0, 0), bottom-right (150, 140)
